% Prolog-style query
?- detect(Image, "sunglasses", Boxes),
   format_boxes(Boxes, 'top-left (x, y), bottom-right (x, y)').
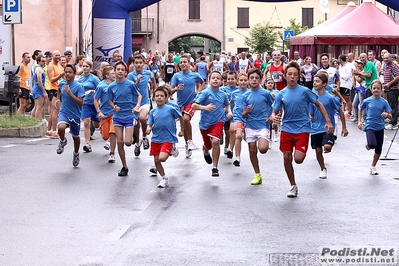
top-left (273, 54), bottom-right (281, 57)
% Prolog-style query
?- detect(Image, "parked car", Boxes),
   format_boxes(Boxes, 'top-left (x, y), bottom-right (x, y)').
top-left (0, 88), bottom-right (34, 113)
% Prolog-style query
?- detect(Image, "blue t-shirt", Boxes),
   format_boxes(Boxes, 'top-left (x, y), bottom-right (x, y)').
top-left (220, 85), bottom-right (238, 102)
top-left (148, 104), bottom-right (181, 144)
top-left (241, 88), bottom-right (274, 130)
top-left (127, 70), bottom-right (153, 106)
top-left (94, 80), bottom-right (113, 117)
top-left (196, 62), bottom-right (207, 79)
top-left (310, 91), bottom-right (341, 135)
top-left (166, 100), bottom-right (180, 112)
top-left (273, 84), bottom-right (318, 134)
top-left (78, 73), bottom-right (100, 105)
top-left (108, 79), bottom-right (141, 120)
top-left (58, 80), bottom-right (85, 120)
top-left (231, 88), bottom-right (248, 123)
top-left (170, 71), bottom-right (204, 107)
top-left (194, 88), bottom-right (230, 130)
top-left (361, 97), bottom-right (392, 131)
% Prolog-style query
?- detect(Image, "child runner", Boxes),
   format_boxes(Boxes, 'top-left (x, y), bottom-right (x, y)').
top-left (127, 54), bottom-right (157, 157)
top-left (56, 64), bottom-right (85, 167)
top-left (310, 73), bottom-right (349, 179)
top-left (271, 61), bottom-right (333, 198)
top-left (78, 60), bottom-right (100, 153)
top-left (147, 86), bottom-right (182, 188)
top-left (192, 71), bottom-right (232, 176)
top-left (358, 80), bottom-right (392, 175)
top-left (221, 71), bottom-right (238, 158)
top-left (242, 68), bottom-right (274, 185)
top-left (230, 73), bottom-right (248, 166)
top-left (263, 78), bottom-right (281, 143)
top-left (94, 66), bottom-right (117, 163)
top-left (170, 55), bottom-right (204, 158)
top-left (109, 61), bottom-right (142, 176)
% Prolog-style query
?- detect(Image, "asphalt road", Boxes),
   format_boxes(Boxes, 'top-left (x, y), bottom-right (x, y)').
top-left (0, 114), bottom-right (399, 266)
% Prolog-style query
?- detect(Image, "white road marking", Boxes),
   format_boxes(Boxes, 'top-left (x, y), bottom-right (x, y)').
top-left (26, 138), bottom-right (47, 142)
top-left (104, 224), bottom-right (131, 241)
top-left (2, 144), bottom-right (16, 148)
top-left (132, 200), bottom-right (152, 211)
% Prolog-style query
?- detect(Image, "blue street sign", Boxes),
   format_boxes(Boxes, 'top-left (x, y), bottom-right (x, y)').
top-left (283, 30), bottom-right (295, 41)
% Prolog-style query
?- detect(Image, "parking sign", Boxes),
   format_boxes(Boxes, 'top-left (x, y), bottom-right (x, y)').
top-left (3, 0), bottom-right (22, 24)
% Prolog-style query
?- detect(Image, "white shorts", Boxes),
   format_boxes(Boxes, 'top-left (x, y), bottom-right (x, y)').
top-left (245, 127), bottom-right (271, 143)
top-left (139, 104), bottom-right (151, 112)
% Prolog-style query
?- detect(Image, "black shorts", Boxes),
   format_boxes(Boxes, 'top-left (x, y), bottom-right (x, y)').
top-left (164, 74), bottom-right (174, 83)
top-left (224, 119), bottom-right (231, 131)
top-left (19, 88), bottom-right (30, 99)
top-left (47, 90), bottom-right (58, 102)
top-left (311, 132), bottom-right (335, 149)
top-left (339, 87), bottom-right (351, 96)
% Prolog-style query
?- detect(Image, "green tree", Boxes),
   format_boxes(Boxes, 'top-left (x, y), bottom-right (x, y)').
top-left (282, 18), bottom-right (308, 50)
top-left (245, 22), bottom-right (279, 54)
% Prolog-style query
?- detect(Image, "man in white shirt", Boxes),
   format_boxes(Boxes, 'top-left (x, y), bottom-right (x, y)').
top-left (338, 54), bottom-right (354, 118)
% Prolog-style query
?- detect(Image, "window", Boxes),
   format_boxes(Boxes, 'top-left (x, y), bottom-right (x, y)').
top-left (302, 8), bottom-right (314, 28)
top-left (337, 0), bottom-right (353, 5)
top-left (189, 0), bottom-right (200, 20)
top-left (237, 7), bottom-right (249, 28)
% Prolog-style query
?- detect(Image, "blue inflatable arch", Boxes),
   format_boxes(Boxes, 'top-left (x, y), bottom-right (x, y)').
top-left (92, 0), bottom-right (160, 69)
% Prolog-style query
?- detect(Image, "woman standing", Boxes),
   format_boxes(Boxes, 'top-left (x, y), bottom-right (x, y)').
top-left (300, 56), bottom-right (317, 89)
top-left (78, 60), bottom-right (100, 152)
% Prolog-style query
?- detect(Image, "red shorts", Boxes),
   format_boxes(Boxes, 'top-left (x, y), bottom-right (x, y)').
top-left (200, 122), bottom-right (224, 150)
top-left (279, 131), bottom-right (309, 155)
top-left (181, 102), bottom-right (196, 117)
top-left (149, 142), bottom-right (173, 156)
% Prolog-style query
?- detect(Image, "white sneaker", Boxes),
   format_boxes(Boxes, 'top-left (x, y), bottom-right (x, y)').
top-left (385, 124), bottom-right (396, 130)
top-left (186, 140), bottom-right (196, 151)
top-left (108, 153), bottom-right (115, 163)
top-left (287, 185), bottom-right (298, 198)
top-left (104, 141), bottom-right (110, 150)
top-left (171, 144), bottom-right (179, 157)
top-left (274, 131), bottom-right (280, 142)
top-left (370, 166), bottom-right (379, 175)
top-left (319, 168), bottom-right (327, 179)
top-left (185, 145), bottom-right (192, 158)
top-left (158, 177), bottom-right (169, 188)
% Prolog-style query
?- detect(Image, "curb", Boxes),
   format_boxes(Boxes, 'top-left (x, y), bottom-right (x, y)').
top-left (0, 121), bottom-right (47, 138)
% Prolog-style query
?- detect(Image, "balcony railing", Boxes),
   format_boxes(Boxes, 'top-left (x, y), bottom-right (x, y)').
top-left (131, 18), bottom-right (154, 35)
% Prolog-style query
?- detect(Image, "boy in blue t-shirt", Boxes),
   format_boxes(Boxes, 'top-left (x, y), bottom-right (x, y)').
top-left (56, 64), bottom-right (85, 167)
top-left (310, 73), bottom-right (348, 179)
top-left (358, 80), bottom-right (392, 175)
top-left (170, 55), bottom-right (204, 158)
top-left (147, 86), bottom-right (181, 188)
top-left (242, 69), bottom-right (274, 185)
top-left (109, 61), bottom-right (142, 176)
top-left (230, 73), bottom-right (248, 167)
top-left (127, 54), bottom-right (157, 157)
top-left (221, 71), bottom-right (239, 158)
top-left (192, 71), bottom-right (232, 177)
top-left (272, 61), bottom-right (334, 198)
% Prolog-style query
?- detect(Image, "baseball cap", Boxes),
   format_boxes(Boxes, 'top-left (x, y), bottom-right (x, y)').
top-left (355, 59), bottom-right (363, 65)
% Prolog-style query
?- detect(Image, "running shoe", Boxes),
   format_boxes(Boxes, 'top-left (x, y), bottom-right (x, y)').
top-left (186, 140), bottom-right (196, 151)
top-left (142, 137), bottom-right (150, 150)
top-left (233, 159), bottom-right (240, 167)
top-left (287, 185), bottom-right (298, 198)
top-left (385, 124), bottom-right (398, 130)
top-left (56, 139), bottom-right (67, 154)
top-left (134, 142), bottom-right (141, 157)
top-left (45, 131), bottom-right (52, 138)
top-left (212, 168), bottom-right (219, 177)
top-left (158, 177), bottom-right (169, 188)
top-left (104, 141), bottom-right (110, 150)
top-left (90, 135), bottom-right (96, 140)
top-left (319, 168), bottom-right (327, 179)
top-left (370, 166), bottom-right (379, 175)
top-left (185, 145), bottom-right (192, 158)
top-left (72, 152), bottom-right (80, 167)
top-left (118, 167), bottom-right (129, 176)
top-left (171, 144), bottom-right (179, 157)
top-left (108, 153), bottom-right (115, 163)
top-left (51, 133), bottom-right (60, 139)
top-left (226, 149), bottom-right (233, 159)
top-left (250, 174), bottom-right (262, 185)
top-left (83, 144), bottom-right (92, 153)
top-left (203, 147), bottom-right (212, 164)
top-left (149, 166), bottom-right (157, 175)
